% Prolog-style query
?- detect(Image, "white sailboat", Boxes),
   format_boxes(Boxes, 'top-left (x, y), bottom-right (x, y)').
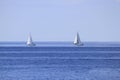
top-left (27, 33), bottom-right (35, 47)
top-left (74, 32), bottom-right (83, 46)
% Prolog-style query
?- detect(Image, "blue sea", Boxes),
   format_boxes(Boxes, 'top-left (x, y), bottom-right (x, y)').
top-left (0, 42), bottom-right (120, 80)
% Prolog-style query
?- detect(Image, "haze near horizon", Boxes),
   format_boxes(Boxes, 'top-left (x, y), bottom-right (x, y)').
top-left (0, 0), bottom-right (120, 42)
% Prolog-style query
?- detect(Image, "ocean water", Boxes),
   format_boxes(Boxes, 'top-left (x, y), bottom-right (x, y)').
top-left (0, 42), bottom-right (120, 80)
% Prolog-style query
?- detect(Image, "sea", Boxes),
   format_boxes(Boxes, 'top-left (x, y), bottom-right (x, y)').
top-left (0, 42), bottom-right (120, 80)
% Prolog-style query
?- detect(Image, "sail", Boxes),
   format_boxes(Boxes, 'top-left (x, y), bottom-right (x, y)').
top-left (74, 32), bottom-right (83, 46)
top-left (27, 34), bottom-right (32, 44)
top-left (27, 33), bottom-right (35, 47)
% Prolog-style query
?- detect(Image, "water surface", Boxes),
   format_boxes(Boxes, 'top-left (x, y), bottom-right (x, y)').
top-left (0, 42), bottom-right (120, 80)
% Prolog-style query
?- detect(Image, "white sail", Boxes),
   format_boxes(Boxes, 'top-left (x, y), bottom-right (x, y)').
top-left (74, 32), bottom-right (83, 46)
top-left (27, 33), bottom-right (35, 47)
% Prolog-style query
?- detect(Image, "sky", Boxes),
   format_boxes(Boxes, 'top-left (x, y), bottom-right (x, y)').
top-left (0, 0), bottom-right (120, 42)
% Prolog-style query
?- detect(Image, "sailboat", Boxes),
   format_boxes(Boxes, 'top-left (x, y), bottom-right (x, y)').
top-left (74, 32), bottom-right (83, 46)
top-left (27, 33), bottom-right (36, 47)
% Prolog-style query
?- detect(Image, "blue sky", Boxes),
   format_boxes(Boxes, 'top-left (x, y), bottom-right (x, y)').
top-left (0, 0), bottom-right (120, 42)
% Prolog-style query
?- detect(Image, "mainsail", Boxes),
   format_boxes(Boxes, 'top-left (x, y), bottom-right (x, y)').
top-left (27, 33), bottom-right (35, 47)
top-left (74, 32), bottom-right (83, 46)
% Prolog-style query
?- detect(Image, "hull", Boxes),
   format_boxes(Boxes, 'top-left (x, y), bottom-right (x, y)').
top-left (27, 43), bottom-right (36, 47)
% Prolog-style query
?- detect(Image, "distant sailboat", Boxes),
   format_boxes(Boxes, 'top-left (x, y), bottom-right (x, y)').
top-left (74, 32), bottom-right (83, 46)
top-left (27, 33), bottom-right (35, 47)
